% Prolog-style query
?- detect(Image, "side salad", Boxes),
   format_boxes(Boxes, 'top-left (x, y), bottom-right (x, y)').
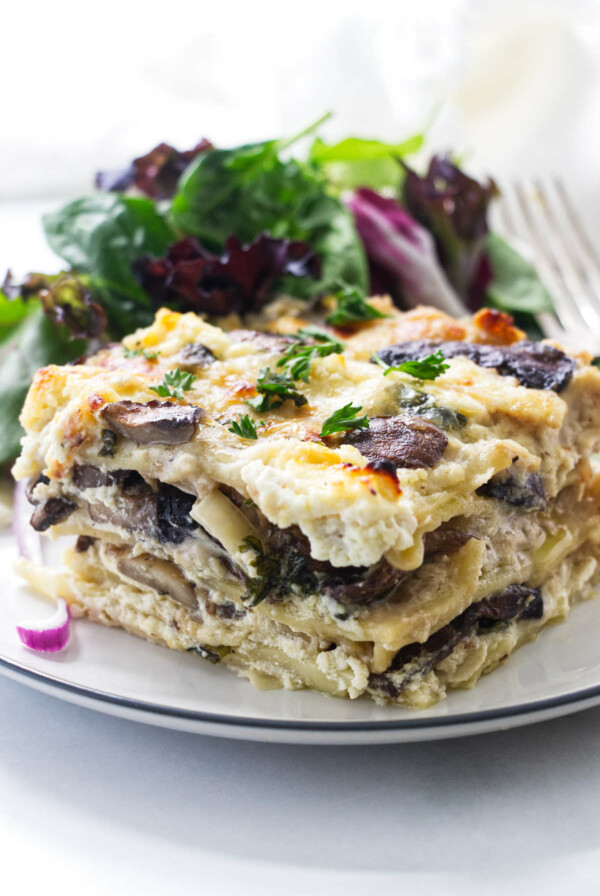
top-left (0, 114), bottom-right (553, 466)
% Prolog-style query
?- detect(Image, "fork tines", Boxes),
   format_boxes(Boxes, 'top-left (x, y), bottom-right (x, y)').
top-left (496, 179), bottom-right (600, 344)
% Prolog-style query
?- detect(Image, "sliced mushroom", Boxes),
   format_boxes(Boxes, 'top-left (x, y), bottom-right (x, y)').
top-left (376, 339), bottom-right (575, 392)
top-left (25, 474), bottom-right (50, 506)
top-left (369, 584), bottom-right (543, 699)
top-left (227, 329), bottom-right (297, 352)
top-left (343, 415), bottom-right (448, 469)
top-left (115, 551), bottom-right (197, 610)
top-left (30, 497), bottom-right (76, 532)
top-left (99, 400), bottom-right (204, 445)
top-left (177, 342), bottom-right (216, 369)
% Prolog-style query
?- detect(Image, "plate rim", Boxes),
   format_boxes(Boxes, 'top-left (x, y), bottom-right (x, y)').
top-left (3, 651), bottom-right (600, 733)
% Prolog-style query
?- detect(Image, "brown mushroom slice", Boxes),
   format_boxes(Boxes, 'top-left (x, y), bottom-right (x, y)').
top-left (99, 400), bottom-right (204, 445)
top-left (115, 551), bottom-right (197, 610)
top-left (30, 497), bottom-right (76, 532)
top-left (343, 415), bottom-right (448, 469)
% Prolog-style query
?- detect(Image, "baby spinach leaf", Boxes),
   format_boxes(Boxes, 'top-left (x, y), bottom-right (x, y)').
top-left (485, 232), bottom-right (554, 315)
top-left (43, 194), bottom-right (175, 336)
top-left (0, 306), bottom-right (85, 465)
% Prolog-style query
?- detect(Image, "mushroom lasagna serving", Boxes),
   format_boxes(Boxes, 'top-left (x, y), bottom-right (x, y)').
top-left (12, 299), bottom-right (600, 708)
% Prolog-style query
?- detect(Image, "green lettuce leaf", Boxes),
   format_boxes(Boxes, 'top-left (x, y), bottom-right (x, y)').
top-left (170, 142), bottom-right (367, 297)
top-left (309, 132), bottom-right (424, 193)
top-left (0, 301), bottom-right (85, 465)
top-left (43, 194), bottom-right (175, 336)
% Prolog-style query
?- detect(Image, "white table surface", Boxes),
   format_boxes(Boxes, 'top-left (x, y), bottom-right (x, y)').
top-left (4, 3), bottom-right (600, 890)
top-left (2, 673), bottom-right (600, 896)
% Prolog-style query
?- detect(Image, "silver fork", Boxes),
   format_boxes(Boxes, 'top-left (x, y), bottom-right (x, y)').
top-left (494, 179), bottom-right (600, 351)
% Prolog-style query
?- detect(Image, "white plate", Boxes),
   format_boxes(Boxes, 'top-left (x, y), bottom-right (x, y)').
top-left (3, 531), bottom-right (600, 744)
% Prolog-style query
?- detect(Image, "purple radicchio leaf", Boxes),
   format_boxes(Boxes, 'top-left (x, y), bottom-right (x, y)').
top-left (95, 140), bottom-right (213, 200)
top-left (133, 233), bottom-right (321, 316)
top-left (401, 154), bottom-right (498, 307)
top-left (346, 188), bottom-right (464, 317)
top-left (3, 271), bottom-right (106, 339)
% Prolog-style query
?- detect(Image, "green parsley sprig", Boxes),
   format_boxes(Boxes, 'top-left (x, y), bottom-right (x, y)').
top-left (123, 346), bottom-right (160, 360)
top-left (276, 327), bottom-right (344, 383)
top-left (372, 349), bottom-right (449, 381)
top-left (326, 287), bottom-right (389, 327)
top-left (149, 367), bottom-right (198, 399)
top-left (247, 368), bottom-right (308, 412)
top-left (320, 403), bottom-right (370, 438)
top-left (228, 414), bottom-right (263, 440)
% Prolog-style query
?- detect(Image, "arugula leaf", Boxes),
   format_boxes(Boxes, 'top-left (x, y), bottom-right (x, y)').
top-left (276, 327), bottom-right (344, 382)
top-left (0, 305), bottom-right (85, 465)
top-left (170, 138), bottom-right (368, 299)
top-left (485, 232), bottom-right (553, 315)
top-left (325, 287), bottom-right (389, 327)
top-left (228, 414), bottom-right (261, 440)
top-left (149, 368), bottom-right (197, 399)
top-left (375, 348), bottom-right (449, 381)
top-left (43, 194), bottom-right (175, 336)
top-left (246, 368), bottom-right (308, 412)
top-left (320, 403), bottom-right (370, 438)
top-left (309, 132), bottom-right (424, 193)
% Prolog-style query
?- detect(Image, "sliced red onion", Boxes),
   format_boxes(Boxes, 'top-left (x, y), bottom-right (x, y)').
top-left (16, 598), bottom-right (70, 653)
top-left (12, 479), bottom-right (43, 564)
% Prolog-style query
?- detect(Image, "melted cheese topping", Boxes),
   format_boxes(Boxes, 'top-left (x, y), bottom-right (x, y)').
top-left (14, 306), bottom-right (600, 569)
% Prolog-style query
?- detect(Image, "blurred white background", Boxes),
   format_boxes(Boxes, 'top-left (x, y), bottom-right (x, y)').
top-left (2, 0), bottom-right (600, 197)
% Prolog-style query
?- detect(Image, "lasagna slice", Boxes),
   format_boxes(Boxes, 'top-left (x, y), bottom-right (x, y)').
top-left (12, 302), bottom-right (600, 708)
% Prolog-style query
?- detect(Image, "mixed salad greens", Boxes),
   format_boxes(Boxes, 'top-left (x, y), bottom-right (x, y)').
top-left (0, 114), bottom-right (553, 466)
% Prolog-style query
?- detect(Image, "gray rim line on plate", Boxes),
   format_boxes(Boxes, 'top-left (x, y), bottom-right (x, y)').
top-left (1, 653), bottom-right (600, 732)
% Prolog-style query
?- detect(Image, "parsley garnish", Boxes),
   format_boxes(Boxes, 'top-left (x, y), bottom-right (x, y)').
top-left (124, 346), bottom-right (159, 360)
top-left (326, 288), bottom-right (389, 327)
top-left (372, 349), bottom-right (449, 381)
top-left (320, 403), bottom-right (370, 438)
top-left (228, 414), bottom-right (262, 440)
top-left (149, 368), bottom-right (198, 399)
top-left (247, 368), bottom-right (308, 412)
top-left (99, 429), bottom-right (117, 457)
top-left (276, 327), bottom-right (344, 383)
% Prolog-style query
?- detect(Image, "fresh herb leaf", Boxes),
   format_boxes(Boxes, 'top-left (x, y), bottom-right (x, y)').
top-left (239, 535), bottom-right (317, 606)
top-left (246, 368), bottom-right (308, 412)
top-left (484, 232), bottom-right (553, 316)
top-left (320, 403), bottom-right (370, 438)
top-left (276, 327), bottom-right (344, 382)
top-left (123, 346), bottom-right (159, 360)
top-left (325, 287), bottom-right (389, 327)
top-left (43, 194), bottom-right (175, 336)
top-left (149, 368), bottom-right (197, 399)
top-left (99, 429), bottom-right (117, 457)
top-left (377, 349), bottom-right (449, 381)
top-left (228, 414), bottom-right (261, 439)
